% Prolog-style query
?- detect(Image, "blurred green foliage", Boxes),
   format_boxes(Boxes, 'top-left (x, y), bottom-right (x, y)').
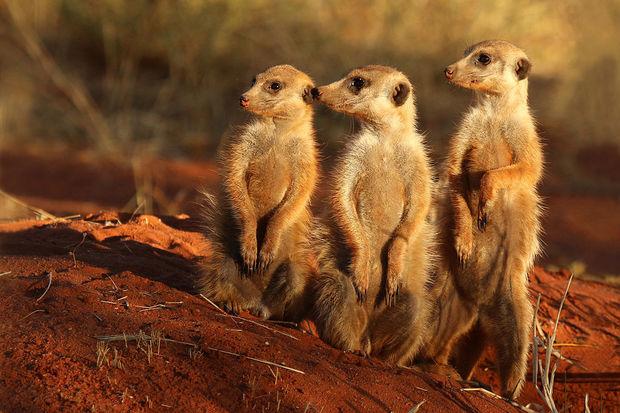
top-left (0, 0), bottom-right (618, 191)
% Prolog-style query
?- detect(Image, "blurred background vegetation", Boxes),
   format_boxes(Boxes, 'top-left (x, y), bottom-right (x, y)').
top-left (0, 0), bottom-right (618, 275)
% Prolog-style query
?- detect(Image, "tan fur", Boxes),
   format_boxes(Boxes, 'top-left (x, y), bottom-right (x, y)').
top-left (421, 41), bottom-right (543, 399)
top-left (198, 65), bottom-right (318, 321)
top-left (310, 65), bottom-right (434, 366)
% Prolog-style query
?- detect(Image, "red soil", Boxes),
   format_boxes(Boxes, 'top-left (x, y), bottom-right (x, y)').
top-left (1, 149), bottom-right (618, 278)
top-left (1, 213), bottom-right (618, 412)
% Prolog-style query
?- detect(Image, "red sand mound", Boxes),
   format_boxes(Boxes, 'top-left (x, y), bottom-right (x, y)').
top-left (0, 213), bottom-right (618, 412)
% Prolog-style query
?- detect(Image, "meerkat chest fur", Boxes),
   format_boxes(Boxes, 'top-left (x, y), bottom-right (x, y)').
top-left (463, 110), bottom-right (519, 174)
top-left (241, 121), bottom-right (309, 220)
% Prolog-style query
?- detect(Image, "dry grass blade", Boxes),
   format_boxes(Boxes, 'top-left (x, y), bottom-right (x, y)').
top-left (460, 387), bottom-right (503, 400)
top-left (207, 346), bottom-right (305, 375)
top-left (0, 189), bottom-right (57, 220)
top-left (20, 309), bottom-right (45, 321)
top-left (5, 0), bottom-right (114, 151)
top-left (0, 271), bottom-right (12, 277)
top-left (135, 301), bottom-right (183, 312)
top-left (69, 232), bottom-right (87, 267)
top-left (532, 274), bottom-right (574, 413)
top-left (532, 293), bottom-right (542, 392)
top-left (35, 271), bottom-right (53, 302)
top-left (199, 293), bottom-right (240, 326)
top-left (96, 332), bottom-right (196, 348)
top-left (199, 294), bottom-right (227, 315)
top-left (261, 319), bottom-right (298, 327)
top-left (96, 341), bottom-right (110, 367)
top-left (111, 347), bottom-right (124, 369)
top-left (215, 313), bottom-right (299, 341)
top-left (408, 400), bottom-right (426, 413)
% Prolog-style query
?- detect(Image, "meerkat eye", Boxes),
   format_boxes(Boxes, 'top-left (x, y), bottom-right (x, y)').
top-left (350, 77), bottom-right (366, 91)
top-left (477, 53), bottom-right (491, 65)
top-left (270, 82), bottom-right (282, 91)
top-left (251, 77), bottom-right (256, 86)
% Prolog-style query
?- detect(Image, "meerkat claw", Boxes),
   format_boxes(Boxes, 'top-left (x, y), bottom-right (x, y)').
top-left (385, 283), bottom-right (400, 307)
top-left (223, 301), bottom-right (241, 316)
top-left (354, 286), bottom-right (367, 303)
top-left (478, 211), bottom-right (489, 231)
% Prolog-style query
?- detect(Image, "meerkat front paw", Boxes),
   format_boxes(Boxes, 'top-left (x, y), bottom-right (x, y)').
top-left (222, 300), bottom-right (243, 315)
top-left (454, 228), bottom-right (473, 265)
top-left (249, 304), bottom-right (271, 320)
top-left (385, 278), bottom-right (401, 307)
top-left (478, 173), bottom-right (496, 231)
top-left (350, 257), bottom-right (370, 303)
top-left (359, 334), bottom-right (372, 356)
top-left (477, 201), bottom-right (491, 231)
top-left (258, 234), bottom-right (281, 272)
top-left (351, 274), bottom-right (368, 303)
top-left (240, 232), bottom-right (258, 275)
top-left (385, 238), bottom-right (406, 306)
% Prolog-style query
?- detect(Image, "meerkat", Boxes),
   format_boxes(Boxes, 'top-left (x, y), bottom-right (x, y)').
top-left (421, 40), bottom-right (543, 399)
top-left (310, 65), bottom-right (434, 366)
top-left (198, 64), bottom-right (318, 321)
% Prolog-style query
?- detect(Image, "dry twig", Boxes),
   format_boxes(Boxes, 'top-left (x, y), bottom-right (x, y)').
top-left (35, 271), bottom-right (53, 302)
top-left (532, 274), bottom-right (574, 413)
top-left (207, 346), bottom-right (305, 375)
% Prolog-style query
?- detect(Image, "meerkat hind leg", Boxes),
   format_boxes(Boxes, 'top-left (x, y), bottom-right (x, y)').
top-left (261, 258), bottom-right (310, 321)
top-left (451, 319), bottom-right (487, 381)
top-left (369, 291), bottom-right (427, 366)
top-left (313, 270), bottom-right (370, 355)
top-left (200, 249), bottom-right (264, 315)
top-left (481, 283), bottom-right (532, 400)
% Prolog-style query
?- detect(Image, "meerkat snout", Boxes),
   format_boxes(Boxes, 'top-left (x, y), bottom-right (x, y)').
top-left (240, 94), bottom-right (250, 108)
top-left (444, 65), bottom-right (455, 80)
top-left (310, 87), bottom-right (321, 100)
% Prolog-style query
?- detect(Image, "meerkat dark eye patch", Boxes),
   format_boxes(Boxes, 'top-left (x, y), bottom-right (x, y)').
top-left (349, 77), bottom-right (366, 93)
top-left (302, 85), bottom-right (314, 104)
top-left (270, 81), bottom-right (282, 91)
top-left (516, 58), bottom-right (531, 80)
top-left (251, 77), bottom-right (257, 86)
top-left (477, 53), bottom-right (491, 65)
top-left (392, 83), bottom-right (410, 106)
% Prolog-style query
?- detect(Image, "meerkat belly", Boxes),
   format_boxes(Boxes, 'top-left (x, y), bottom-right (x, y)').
top-left (246, 153), bottom-right (291, 219)
top-left (459, 138), bottom-right (516, 301)
top-left (358, 168), bottom-right (405, 248)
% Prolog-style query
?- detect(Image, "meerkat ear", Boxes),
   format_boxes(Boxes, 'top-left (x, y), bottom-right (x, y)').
top-left (516, 58), bottom-right (531, 80)
top-left (392, 83), bottom-right (410, 106)
top-left (302, 85), bottom-right (314, 104)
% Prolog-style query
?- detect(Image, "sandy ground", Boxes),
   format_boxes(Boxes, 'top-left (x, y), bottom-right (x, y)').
top-left (0, 213), bottom-right (618, 412)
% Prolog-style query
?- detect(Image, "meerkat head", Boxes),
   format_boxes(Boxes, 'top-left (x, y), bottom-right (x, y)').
top-left (239, 65), bottom-right (314, 119)
top-left (312, 65), bottom-right (415, 125)
top-left (444, 40), bottom-right (531, 95)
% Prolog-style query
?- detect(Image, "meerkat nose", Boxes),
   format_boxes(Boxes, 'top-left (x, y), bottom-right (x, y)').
top-left (240, 95), bottom-right (249, 107)
top-left (310, 87), bottom-right (321, 100)
top-left (444, 66), bottom-right (455, 80)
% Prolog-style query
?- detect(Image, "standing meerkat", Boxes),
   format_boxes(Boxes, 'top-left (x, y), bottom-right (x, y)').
top-left (422, 40), bottom-right (543, 399)
top-left (310, 65), bottom-right (434, 365)
top-left (199, 64), bottom-right (318, 321)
